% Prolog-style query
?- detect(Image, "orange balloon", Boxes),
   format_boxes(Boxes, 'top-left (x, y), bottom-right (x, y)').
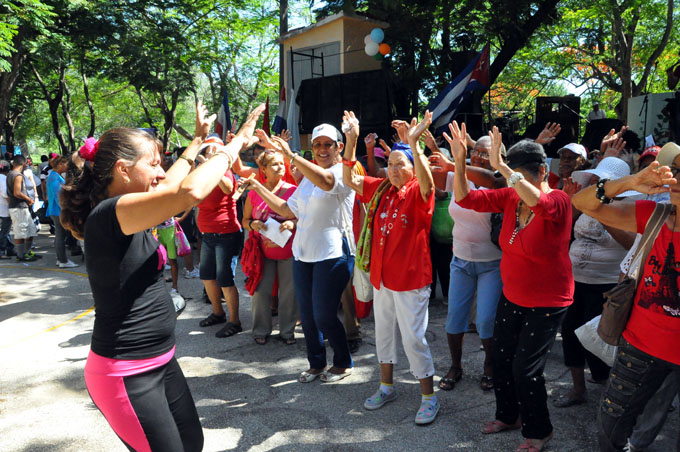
top-left (379, 43), bottom-right (391, 56)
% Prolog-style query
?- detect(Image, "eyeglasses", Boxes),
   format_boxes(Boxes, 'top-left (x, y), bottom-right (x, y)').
top-left (312, 142), bottom-right (336, 151)
top-left (472, 150), bottom-right (489, 159)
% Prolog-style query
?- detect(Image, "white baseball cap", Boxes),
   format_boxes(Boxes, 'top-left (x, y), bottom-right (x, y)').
top-left (312, 124), bottom-right (342, 143)
top-left (558, 143), bottom-right (587, 159)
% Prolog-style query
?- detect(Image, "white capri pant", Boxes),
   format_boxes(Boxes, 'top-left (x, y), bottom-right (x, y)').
top-left (373, 282), bottom-right (435, 379)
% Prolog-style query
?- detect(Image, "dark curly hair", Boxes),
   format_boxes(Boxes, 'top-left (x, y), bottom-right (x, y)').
top-left (60, 128), bottom-right (161, 239)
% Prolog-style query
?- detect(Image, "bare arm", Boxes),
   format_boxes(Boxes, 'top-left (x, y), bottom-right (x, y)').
top-left (257, 130), bottom-right (336, 191)
top-left (487, 126), bottom-right (542, 207)
top-left (218, 175), bottom-right (234, 195)
top-left (429, 150), bottom-right (505, 189)
top-left (242, 178), bottom-right (296, 219)
top-left (406, 111), bottom-right (435, 203)
top-left (604, 224), bottom-right (637, 249)
top-left (571, 162), bottom-right (675, 233)
top-left (231, 156), bottom-right (258, 178)
top-left (13, 176), bottom-right (33, 205)
top-left (442, 121), bottom-right (471, 202)
top-left (342, 110), bottom-right (365, 196)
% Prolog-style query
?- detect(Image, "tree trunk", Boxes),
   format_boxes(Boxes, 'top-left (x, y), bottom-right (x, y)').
top-left (30, 61), bottom-right (69, 155)
top-left (279, 0), bottom-right (288, 94)
top-left (3, 107), bottom-right (25, 153)
top-left (61, 78), bottom-right (76, 153)
top-left (81, 64), bottom-right (96, 137)
top-left (488, 0), bottom-right (560, 88)
top-left (0, 28), bottom-right (29, 138)
top-left (135, 87), bottom-right (156, 130)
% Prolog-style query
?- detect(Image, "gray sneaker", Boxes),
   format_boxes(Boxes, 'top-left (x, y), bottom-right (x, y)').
top-left (364, 388), bottom-right (397, 410)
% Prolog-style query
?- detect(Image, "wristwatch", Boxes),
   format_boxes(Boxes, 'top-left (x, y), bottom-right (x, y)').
top-left (507, 172), bottom-right (525, 188)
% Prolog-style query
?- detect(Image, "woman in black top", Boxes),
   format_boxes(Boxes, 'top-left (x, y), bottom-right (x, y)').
top-left (60, 103), bottom-right (263, 452)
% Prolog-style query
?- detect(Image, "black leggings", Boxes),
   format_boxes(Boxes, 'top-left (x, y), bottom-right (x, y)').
top-left (561, 281), bottom-right (614, 381)
top-left (87, 356), bottom-right (203, 452)
top-left (493, 295), bottom-right (568, 439)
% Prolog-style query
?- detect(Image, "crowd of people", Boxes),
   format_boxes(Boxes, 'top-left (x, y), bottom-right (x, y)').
top-left (3, 98), bottom-right (680, 452)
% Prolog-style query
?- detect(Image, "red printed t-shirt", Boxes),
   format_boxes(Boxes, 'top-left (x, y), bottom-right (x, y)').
top-left (248, 182), bottom-right (296, 260)
top-left (359, 176), bottom-right (435, 292)
top-left (197, 170), bottom-right (241, 234)
top-left (623, 200), bottom-right (680, 365)
top-left (457, 188), bottom-right (574, 308)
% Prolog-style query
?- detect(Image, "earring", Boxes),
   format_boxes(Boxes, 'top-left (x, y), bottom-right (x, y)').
top-left (124, 178), bottom-right (130, 184)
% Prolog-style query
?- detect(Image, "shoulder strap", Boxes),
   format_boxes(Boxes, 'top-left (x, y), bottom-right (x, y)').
top-left (628, 203), bottom-right (673, 282)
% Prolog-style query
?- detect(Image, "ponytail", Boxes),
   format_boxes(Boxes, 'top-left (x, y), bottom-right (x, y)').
top-left (60, 128), bottom-right (161, 239)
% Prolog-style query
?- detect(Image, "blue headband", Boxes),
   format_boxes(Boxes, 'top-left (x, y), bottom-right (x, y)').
top-left (392, 143), bottom-right (414, 165)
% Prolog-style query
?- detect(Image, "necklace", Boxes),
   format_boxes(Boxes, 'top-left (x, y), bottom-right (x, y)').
top-left (378, 185), bottom-right (407, 247)
top-left (509, 201), bottom-right (534, 245)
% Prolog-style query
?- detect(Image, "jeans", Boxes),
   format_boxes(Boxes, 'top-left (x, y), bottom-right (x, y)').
top-left (598, 340), bottom-right (680, 452)
top-left (446, 257), bottom-right (502, 339)
top-left (293, 238), bottom-right (353, 370)
top-left (0, 216), bottom-right (14, 255)
top-left (493, 295), bottom-right (568, 439)
top-left (561, 281), bottom-right (614, 381)
top-left (629, 372), bottom-right (679, 450)
top-left (50, 215), bottom-right (67, 263)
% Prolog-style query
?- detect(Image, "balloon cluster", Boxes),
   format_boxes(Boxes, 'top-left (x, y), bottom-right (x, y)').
top-left (364, 28), bottom-right (390, 61)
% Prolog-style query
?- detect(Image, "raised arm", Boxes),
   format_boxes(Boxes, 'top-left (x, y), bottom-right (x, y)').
top-left (241, 177), bottom-right (296, 219)
top-left (487, 126), bottom-right (543, 207)
top-left (365, 132), bottom-right (387, 178)
top-left (341, 110), bottom-right (365, 196)
top-left (571, 161), bottom-right (675, 233)
top-left (442, 120), bottom-right (471, 202)
top-left (258, 130), bottom-right (337, 191)
top-left (406, 111), bottom-right (434, 202)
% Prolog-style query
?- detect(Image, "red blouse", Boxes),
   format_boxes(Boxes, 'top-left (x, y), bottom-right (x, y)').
top-left (457, 188), bottom-right (574, 308)
top-left (359, 176), bottom-right (435, 292)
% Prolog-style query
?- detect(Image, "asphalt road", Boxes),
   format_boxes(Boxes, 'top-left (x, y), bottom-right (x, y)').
top-left (0, 231), bottom-right (677, 451)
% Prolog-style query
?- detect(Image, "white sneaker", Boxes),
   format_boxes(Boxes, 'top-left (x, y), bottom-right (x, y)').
top-left (170, 288), bottom-right (179, 294)
top-left (58, 260), bottom-right (79, 268)
top-left (184, 268), bottom-right (200, 279)
top-left (164, 264), bottom-right (171, 271)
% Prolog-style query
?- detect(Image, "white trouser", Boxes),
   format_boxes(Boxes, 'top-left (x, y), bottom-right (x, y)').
top-left (373, 282), bottom-right (434, 379)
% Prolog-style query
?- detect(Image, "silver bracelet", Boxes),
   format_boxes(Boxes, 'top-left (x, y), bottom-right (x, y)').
top-left (507, 172), bottom-right (525, 188)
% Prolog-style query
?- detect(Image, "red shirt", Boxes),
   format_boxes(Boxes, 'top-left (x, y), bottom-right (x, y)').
top-left (457, 188), bottom-right (574, 308)
top-left (197, 170), bottom-right (241, 234)
top-left (623, 201), bottom-right (680, 365)
top-left (359, 176), bottom-right (434, 292)
top-left (548, 172), bottom-right (560, 189)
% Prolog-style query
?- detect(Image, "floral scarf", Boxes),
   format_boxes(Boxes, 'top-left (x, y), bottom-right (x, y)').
top-left (356, 178), bottom-right (392, 272)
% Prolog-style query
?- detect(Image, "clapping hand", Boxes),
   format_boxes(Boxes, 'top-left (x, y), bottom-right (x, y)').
top-left (343, 110), bottom-right (360, 142)
top-left (442, 120), bottom-right (467, 163)
top-left (279, 129), bottom-right (292, 142)
top-left (406, 110), bottom-right (433, 143)
top-left (600, 126), bottom-right (629, 154)
top-left (562, 177), bottom-right (582, 198)
top-left (195, 100), bottom-right (216, 139)
top-left (378, 138), bottom-right (392, 156)
top-left (255, 129), bottom-right (280, 152)
top-left (424, 129), bottom-right (438, 152)
top-left (428, 151), bottom-right (454, 173)
top-left (391, 120), bottom-right (410, 143)
top-left (364, 133), bottom-right (378, 149)
top-left (630, 161), bottom-right (676, 195)
top-left (535, 122), bottom-right (561, 145)
top-left (602, 136), bottom-right (626, 159)
top-left (487, 126), bottom-right (504, 171)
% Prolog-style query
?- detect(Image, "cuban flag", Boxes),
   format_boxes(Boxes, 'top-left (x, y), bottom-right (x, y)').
top-left (428, 45), bottom-right (490, 134)
top-left (214, 91), bottom-right (232, 142)
top-left (271, 88), bottom-right (287, 135)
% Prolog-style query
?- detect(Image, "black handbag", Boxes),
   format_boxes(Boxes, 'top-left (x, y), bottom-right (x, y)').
top-left (598, 203), bottom-right (672, 345)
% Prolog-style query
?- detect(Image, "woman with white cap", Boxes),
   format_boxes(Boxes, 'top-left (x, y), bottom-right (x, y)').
top-left (242, 123), bottom-right (355, 383)
top-left (554, 157), bottom-right (637, 408)
top-left (571, 142), bottom-right (680, 452)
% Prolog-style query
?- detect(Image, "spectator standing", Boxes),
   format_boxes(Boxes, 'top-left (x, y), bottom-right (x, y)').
top-left (7, 156), bottom-right (39, 261)
top-left (588, 102), bottom-right (607, 121)
top-left (0, 160), bottom-right (16, 258)
top-left (46, 156), bottom-right (77, 268)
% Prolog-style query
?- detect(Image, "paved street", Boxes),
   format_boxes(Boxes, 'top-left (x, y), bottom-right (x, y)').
top-left (1, 231), bottom-right (677, 452)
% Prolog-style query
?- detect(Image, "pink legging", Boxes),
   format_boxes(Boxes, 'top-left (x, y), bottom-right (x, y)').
top-left (84, 347), bottom-right (203, 452)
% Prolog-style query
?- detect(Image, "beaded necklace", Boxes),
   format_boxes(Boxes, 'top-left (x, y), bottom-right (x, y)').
top-left (509, 201), bottom-right (534, 245)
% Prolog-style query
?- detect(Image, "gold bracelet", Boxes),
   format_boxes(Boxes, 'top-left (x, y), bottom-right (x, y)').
top-left (178, 155), bottom-right (194, 166)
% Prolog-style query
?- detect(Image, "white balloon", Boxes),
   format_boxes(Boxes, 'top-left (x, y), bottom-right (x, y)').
top-left (365, 42), bottom-right (379, 56)
top-left (364, 34), bottom-right (373, 45)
